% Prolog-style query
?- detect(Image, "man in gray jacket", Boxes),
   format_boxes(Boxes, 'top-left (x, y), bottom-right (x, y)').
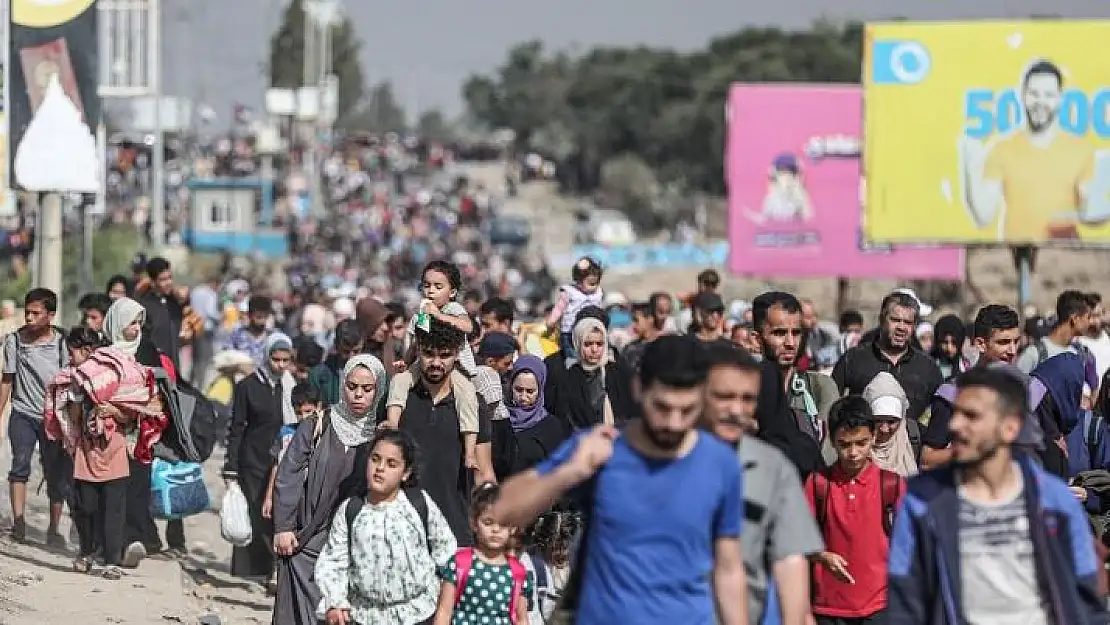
top-left (702, 342), bottom-right (824, 625)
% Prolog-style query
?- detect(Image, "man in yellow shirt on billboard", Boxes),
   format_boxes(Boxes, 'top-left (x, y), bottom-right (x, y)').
top-left (963, 60), bottom-right (1102, 241)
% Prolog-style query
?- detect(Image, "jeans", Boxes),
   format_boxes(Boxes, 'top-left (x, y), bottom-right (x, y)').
top-left (559, 332), bottom-right (576, 360)
top-left (8, 411), bottom-right (72, 504)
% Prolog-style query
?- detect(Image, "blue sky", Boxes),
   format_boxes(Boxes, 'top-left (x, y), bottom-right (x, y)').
top-left (160, 0), bottom-right (1109, 125)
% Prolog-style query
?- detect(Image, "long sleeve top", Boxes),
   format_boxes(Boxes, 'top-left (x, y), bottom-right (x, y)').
top-left (223, 374), bottom-right (283, 478)
top-left (315, 490), bottom-right (458, 625)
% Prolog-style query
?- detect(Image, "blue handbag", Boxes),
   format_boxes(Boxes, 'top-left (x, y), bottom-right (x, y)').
top-left (149, 459), bottom-right (211, 520)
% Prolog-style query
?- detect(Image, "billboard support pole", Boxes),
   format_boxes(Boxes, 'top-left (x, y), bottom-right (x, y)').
top-left (836, 277), bottom-right (850, 314)
top-left (1012, 246), bottom-right (1036, 311)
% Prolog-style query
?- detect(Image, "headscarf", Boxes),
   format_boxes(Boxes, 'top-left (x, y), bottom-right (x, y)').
top-left (333, 297), bottom-right (356, 322)
top-left (356, 297), bottom-right (398, 375)
top-left (258, 332), bottom-right (297, 425)
top-left (931, 315), bottom-right (967, 376)
top-left (1033, 352), bottom-right (1086, 437)
top-left (571, 318), bottom-right (609, 372)
top-left (104, 297), bottom-right (146, 356)
top-left (862, 372), bottom-right (918, 477)
top-left (570, 317), bottom-right (614, 425)
top-left (330, 354), bottom-right (386, 447)
top-left (508, 355), bottom-right (549, 432)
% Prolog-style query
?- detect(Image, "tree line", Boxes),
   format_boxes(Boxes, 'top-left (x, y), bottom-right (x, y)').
top-left (267, 10), bottom-right (867, 197)
top-left (462, 20), bottom-right (864, 196)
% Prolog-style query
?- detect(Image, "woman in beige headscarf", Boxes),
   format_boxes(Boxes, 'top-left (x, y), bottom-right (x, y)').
top-left (554, 318), bottom-right (635, 430)
top-left (862, 372), bottom-right (918, 477)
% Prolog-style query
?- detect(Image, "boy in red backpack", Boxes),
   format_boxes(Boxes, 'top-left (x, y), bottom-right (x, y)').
top-left (805, 395), bottom-right (905, 625)
top-left (434, 483), bottom-right (532, 625)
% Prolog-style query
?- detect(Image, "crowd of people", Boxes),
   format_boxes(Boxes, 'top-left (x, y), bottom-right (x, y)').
top-left (3, 233), bottom-right (1110, 625)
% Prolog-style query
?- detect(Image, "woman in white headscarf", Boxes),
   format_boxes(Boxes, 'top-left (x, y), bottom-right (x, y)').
top-left (271, 354), bottom-right (387, 625)
top-left (862, 372), bottom-right (919, 477)
top-left (223, 332), bottom-right (296, 580)
top-left (555, 317), bottom-right (635, 430)
top-left (53, 298), bottom-right (169, 573)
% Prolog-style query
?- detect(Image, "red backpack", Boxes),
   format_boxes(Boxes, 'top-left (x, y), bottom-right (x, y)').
top-left (453, 547), bottom-right (528, 624)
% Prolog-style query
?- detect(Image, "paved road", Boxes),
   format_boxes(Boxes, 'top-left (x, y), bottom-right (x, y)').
top-left (451, 161), bottom-right (702, 299)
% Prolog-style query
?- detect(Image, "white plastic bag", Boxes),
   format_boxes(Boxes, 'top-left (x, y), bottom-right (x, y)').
top-left (220, 482), bottom-right (253, 547)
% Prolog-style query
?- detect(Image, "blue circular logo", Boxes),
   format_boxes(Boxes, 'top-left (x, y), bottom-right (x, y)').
top-left (890, 42), bottom-right (931, 84)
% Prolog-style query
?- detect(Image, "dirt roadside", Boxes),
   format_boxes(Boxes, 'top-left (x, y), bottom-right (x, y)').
top-left (0, 444), bottom-right (272, 625)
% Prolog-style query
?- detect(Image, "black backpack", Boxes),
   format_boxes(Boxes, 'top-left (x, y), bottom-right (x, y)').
top-left (345, 487), bottom-right (430, 553)
top-left (179, 380), bottom-right (222, 462)
top-left (151, 369), bottom-right (222, 463)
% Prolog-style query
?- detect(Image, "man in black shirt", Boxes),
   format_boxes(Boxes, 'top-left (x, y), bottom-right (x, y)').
top-left (397, 319), bottom-right (491, 544)
top-left (920, 304), bottom-right (1024, 468)
top-left (831, 290), bottom-right (942, 423)
top-left (137, 257), bottom-right (184, 368)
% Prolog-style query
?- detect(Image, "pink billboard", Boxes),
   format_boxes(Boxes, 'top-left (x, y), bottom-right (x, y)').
top-left (726, 83), bottom-right (964, 279)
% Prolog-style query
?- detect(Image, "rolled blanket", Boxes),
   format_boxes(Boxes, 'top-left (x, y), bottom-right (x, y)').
top-left (49, 346), bottom-right (168, 464)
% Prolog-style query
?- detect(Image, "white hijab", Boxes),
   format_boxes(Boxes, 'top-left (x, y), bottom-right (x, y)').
top-left (330, 354), bottom-right (387, 447)
top-left (104, 297), bottom-right (145, 356)
top-left (257, 332), bottom-right (297, 424)
top-left (862, 372), bottom-right (918, 477)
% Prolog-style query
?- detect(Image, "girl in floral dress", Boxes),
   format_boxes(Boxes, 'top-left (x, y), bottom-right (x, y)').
top-left (316, 429), bottom-right (457, 625)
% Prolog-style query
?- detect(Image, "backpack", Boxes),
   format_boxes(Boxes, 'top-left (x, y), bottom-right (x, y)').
top-left (9, 326), bottom-right (66, 392)
top-left (151, 369), bottom-right (221, 463)
top-left (454, 546), bottom-right (528, 624)
top-left (529, 550), bottom-right (552, 602)
top-left (1035, 339), bottom-right (1096, 372)
top-left (810, 467), bottom-right (903, 537)
top-left (904, 418), bottom-right (923, 463)
top-left (344, 487), bottom-right (430, 554)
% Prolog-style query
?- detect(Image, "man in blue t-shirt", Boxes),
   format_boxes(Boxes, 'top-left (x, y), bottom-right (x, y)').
top-left (495, 336), bottom-right (749, 625)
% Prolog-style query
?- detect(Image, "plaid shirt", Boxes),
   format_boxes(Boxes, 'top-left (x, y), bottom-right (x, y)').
top-left (473, 365), bottom-right (508, 421)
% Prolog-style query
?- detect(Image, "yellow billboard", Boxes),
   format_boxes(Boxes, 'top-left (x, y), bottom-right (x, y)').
top-left (863, 21), bottom-right (1110, 244)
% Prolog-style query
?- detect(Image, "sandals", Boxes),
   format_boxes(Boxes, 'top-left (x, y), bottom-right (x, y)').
top-left (73, 557), bottom-right (123, 580)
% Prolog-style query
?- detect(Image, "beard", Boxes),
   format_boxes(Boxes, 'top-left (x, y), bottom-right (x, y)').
top-left (1025, 106), bottom-right (1057, 133)
top-left (951, 436), bottom-right (1004, 469)
top-left (421, 365), bottom-right (447, 385)
top-left (643, 422), bottom-right (687, 451)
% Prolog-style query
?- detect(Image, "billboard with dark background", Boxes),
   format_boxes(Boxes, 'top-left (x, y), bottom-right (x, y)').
top-left (8, 0), bottom-right (99, 189)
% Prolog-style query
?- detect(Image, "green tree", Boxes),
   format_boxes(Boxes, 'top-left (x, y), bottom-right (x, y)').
top-left (462, 20), bottom-right (865, 202)
top-left (268, 0), bottom-right (365, 121)
top-left (0, 226), bottom-right (142, 312)
top-left (415, 109), bottom-right (453, 142)
top-left (339, 81), bottom-right (407, 133)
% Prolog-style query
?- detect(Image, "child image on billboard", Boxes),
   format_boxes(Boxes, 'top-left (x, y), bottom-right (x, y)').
top-left (746, 153), bottom-right (814, 224)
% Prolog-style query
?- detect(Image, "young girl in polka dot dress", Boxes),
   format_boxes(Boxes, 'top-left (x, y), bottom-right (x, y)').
top-left (433, 484), bottom-right (533, 625)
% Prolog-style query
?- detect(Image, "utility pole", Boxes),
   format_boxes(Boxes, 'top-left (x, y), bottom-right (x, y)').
top-left (149, 0), bottom-right (165, 249)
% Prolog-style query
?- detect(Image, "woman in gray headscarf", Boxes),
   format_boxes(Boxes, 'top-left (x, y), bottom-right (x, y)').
top-left (271, 354), bottom-right (387, 625)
